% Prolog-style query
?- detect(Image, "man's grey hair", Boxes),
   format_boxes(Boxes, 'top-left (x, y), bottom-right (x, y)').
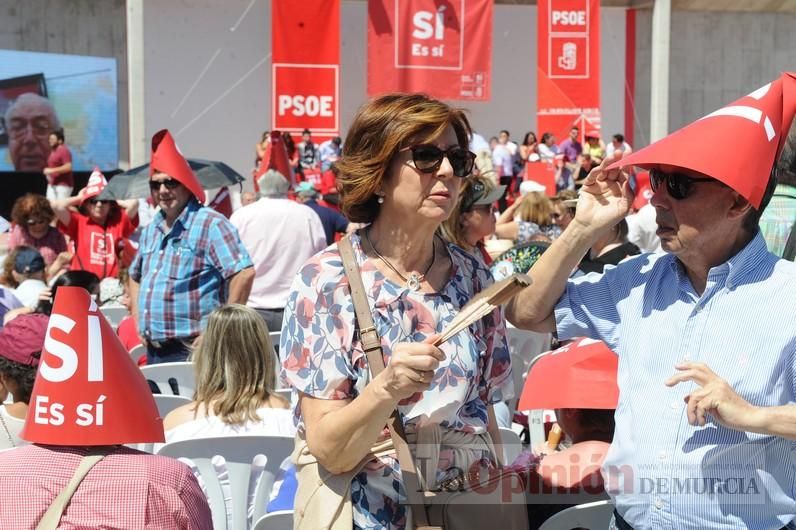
top-left (4, 93), bottom-right (60, 130)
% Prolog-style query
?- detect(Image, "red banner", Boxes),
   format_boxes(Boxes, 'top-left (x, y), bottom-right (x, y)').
top-left (272, 0), bottom-right (340, 135)
top-left (537, 0), bottom-right (601, 143)
top-left (368, 0), bottom-right (492, 101)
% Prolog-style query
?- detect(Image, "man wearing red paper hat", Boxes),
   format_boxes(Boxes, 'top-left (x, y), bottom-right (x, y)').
top-left (508, 73), bottom-right (796, 530)
top-left (129, 129), bottom-right (254, 364)
top-left (51, 168), bottom-right (139, 280)
top-left (0, 287), bottom-right (212, 528)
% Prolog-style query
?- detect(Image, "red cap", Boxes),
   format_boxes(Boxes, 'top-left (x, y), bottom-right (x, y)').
top-left (80, 168), bottom-right (108, 205)
top-left (0, 313), bottom-right (49, 367)
top-left (610, 72), bottom-right (796, 209)
top-left (518, 338), bottom-right (619, 410)
top-left (21, 287), bottom-right (164, 445)
top-left (151, 129), bottom-right (206, 203)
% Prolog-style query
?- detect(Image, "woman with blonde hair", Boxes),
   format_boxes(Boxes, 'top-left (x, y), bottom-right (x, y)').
top-left (495, 190), bottom-right (561, 244)
top-left (162, 304), bottom-right (294, 440)
top-left (281, 93), bottom-right (513, 529)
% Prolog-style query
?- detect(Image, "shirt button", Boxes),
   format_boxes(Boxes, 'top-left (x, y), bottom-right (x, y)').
top-left (658, 451), bottom-right (669, 460)
top-left (654, 498), bottom-right (664, 510)
top-left (159, 250), bottom-right (164, 255)
top-left (670, 401), bottom-right (680, 410)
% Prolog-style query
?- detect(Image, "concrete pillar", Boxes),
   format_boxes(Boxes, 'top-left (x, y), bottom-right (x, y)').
top-left (127, 0), bottom-right (146, 166)
top-left (649, 0), bottom-right (671, 142)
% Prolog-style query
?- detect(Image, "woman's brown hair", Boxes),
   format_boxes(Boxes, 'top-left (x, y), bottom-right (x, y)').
top-left (11, 193), bottom-right (55, 226)
top-left (336, 93), bottom-right (472, 223)
top-left (192, 304), bottom-right (278, 425)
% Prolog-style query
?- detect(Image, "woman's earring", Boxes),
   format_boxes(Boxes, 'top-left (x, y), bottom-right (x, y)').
top-left (377, 195), bottom-right (384, 204)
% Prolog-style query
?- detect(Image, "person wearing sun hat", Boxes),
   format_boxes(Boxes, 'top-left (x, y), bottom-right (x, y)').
top-left (0, 287), bottom-right (212, 528)
top-left (50, 168), bottom-right (139, 280)
top-left (130, 129), bottom-right (254, 364)
top-left (507, 72), bottom-right (796, 530)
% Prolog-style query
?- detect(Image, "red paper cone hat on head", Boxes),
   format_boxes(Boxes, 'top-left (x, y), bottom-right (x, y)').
top-left (21, 287), bottom-right (164, 445)
top-left (80, 168), bottom-right (108, 205)
top-left (518, 338), bottom-right (619, 411)
top-left (610, 72), bottom-right (796, 209)
top-left (151, 129), bottom-right (206, 203)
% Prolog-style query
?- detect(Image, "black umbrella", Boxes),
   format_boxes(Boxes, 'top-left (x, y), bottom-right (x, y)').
top-left (98, 159), bottom-right (245, 200)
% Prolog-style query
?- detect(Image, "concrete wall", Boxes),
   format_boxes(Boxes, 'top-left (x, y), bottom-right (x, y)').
top-left (633, 9), bottom-right (796, 148)
top-left (0, 0), bottom-right (129, 164)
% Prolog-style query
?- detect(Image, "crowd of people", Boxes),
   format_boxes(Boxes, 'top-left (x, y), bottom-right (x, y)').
top-left (0, 71), bottom-right (795, 530)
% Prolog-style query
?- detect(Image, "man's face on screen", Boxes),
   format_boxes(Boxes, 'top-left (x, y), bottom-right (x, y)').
top-left (6, 96), bottom-right (57, 172)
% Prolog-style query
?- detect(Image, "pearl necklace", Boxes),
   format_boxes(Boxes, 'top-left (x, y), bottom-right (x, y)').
top-left (364, 229), bottom-right (435, 291)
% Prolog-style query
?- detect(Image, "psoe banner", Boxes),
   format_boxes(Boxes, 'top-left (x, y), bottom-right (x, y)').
top-left (537, 0), bottom-right (601, 143)
top-left (271, 0), bottom-right (340, 136)
top-left (368, 0), bottom-right (492, 101)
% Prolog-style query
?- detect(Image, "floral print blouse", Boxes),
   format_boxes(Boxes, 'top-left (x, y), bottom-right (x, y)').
top-left (280, 234), bottom-right (514, 530)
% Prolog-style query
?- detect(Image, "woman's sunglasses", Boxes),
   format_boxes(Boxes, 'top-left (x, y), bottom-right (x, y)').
top-left (649, 168), bottom-right (715, 200)
top-left (149, 178), bottom-right (181, 191)
top-left (87, 199), bottom-right (113, 205)
top-left (407, 144), bottom-right (476, 178)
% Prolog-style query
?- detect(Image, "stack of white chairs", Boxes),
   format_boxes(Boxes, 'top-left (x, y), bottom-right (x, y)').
top-left (157, 435), bottom-right (294, 530)
top-left (252, 510), bottom-right (293, 530)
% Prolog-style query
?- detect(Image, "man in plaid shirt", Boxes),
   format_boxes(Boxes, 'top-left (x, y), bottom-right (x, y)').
top-left (130, 130), bottom-right (254, 364)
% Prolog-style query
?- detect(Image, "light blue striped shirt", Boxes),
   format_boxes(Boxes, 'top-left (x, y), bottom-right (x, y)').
top-left (555, 232), bottom-right (796, 530)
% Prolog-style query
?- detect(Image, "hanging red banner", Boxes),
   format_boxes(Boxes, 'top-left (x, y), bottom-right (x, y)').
top-left (368, 0), bottom-right (492, 101)
top-left (272, 0), bottom-right (340, 135)
top-left (537, 0), bottom-right (601, 143)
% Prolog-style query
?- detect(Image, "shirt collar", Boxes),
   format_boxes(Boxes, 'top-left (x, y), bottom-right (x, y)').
top-left (157, 199), bottom-right (200, 234)
top-left (667, 231), bottom-right (769, 289)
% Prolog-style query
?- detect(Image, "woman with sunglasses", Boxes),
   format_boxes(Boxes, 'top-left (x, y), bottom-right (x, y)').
top-left (281, 93), bottom-right (514, 529)
top-left (51, 170), bottom-right (138, 280)
top-left (7, 193), bottom-right (70, 279)
top-left (440, 174), bottom-right (504, 265)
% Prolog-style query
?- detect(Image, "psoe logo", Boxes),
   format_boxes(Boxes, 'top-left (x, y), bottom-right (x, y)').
top-left (395, 0), bottom-right (464, 70)
top-left (272, 64), bottom-right (339, 134)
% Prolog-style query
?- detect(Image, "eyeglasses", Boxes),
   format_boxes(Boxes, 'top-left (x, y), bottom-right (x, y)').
top-left (149, 178), bottom-right (181, 191)
top-left (649, 168), bottom-right (716, 200)
top-left (26, 218), bottom-right (48, 225)
top-left (406, 144), bottom-right (476, 178)
top-left (87, 198), bottom-right (113, 205)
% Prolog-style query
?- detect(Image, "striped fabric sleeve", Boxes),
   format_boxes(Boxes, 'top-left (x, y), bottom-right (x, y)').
top-left (555, 266), bottom-right (623, 351)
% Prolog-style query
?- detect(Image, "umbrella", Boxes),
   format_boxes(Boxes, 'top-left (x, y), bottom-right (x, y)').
top-left (98, 159), bottom-right (245, 200)
top-left (490, 241), bottom-right (550, 281)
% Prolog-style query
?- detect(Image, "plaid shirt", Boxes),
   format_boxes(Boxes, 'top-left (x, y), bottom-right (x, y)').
top-left (0, 444), bottom-right (212, 529)
top-left (759, 183), bottom-right (796, 257)
top-left (130, 200), bottom-right (252, 342)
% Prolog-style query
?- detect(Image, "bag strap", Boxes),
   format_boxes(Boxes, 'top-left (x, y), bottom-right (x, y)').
top-left (36, 446), bottom-right (113, 530)
top-left (338, 236), bottom-right (433, 528)
top-left (783, 221), bottom-right (796, 261)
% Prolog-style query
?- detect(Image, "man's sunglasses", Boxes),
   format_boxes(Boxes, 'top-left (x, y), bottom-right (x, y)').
top-left (649, 168), bottom-right (715, 200)
top-left (407, 144), bottom-right (476, 178)
top-left (149, 178), bottom-right (181, 191)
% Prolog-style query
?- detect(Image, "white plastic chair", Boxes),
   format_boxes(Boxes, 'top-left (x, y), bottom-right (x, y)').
top-left (538, 499), bottom-right (614, 530)
top-left (252, 510), bottom-right (293, 530)
top-left (498, 426), bottom-right (523, 465)
top-left (129, 344), bottom-right (146, 363)
top-left (525, 351), bottom-right (554, 448)
top-left (157, 435), bottom-right (295, 530)
top-left (100, 304), bottom-right (129, 329)
top-left (140, 361), bottom-right (196, 397)
top-left (154, 394), bottom-right (191, 417)
top-left (506, 328), bottom-right (551, 412)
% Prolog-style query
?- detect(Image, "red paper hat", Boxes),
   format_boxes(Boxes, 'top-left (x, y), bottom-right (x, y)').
top-left (21, 287), bottom-right (164, 445)
top-left (518, 338), bottom-right (619, 411)
top-left (80, 168), bottom-right (108, 205)
top-left (151, 129), bottom-right (206, 203)
top-left (610, 72), bottom-right (796, 209)
top-left (256, 131), bottom-right (293, 190)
